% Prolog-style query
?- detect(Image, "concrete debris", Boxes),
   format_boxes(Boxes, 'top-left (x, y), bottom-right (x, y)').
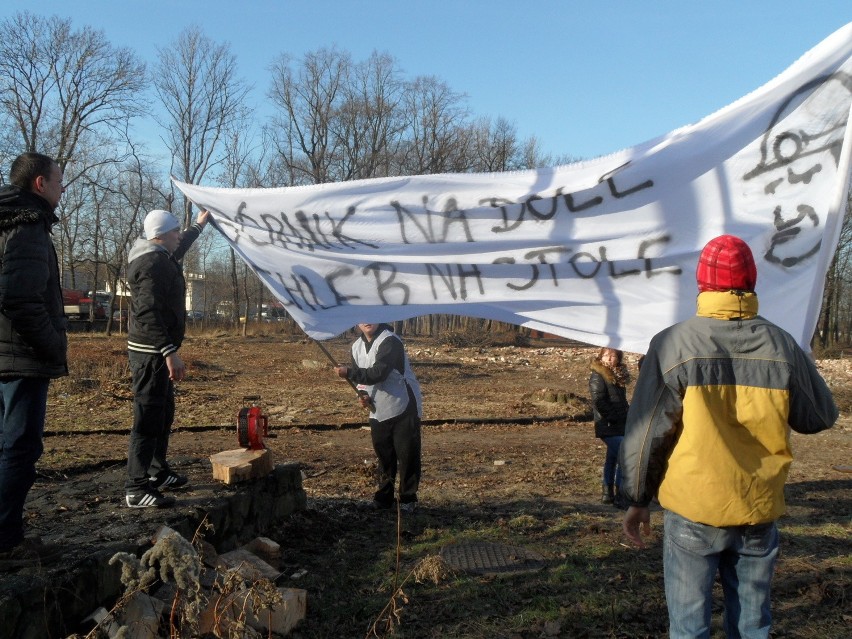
top-left (216, 547), bottom-right (281, 581)
top-left (248, 536), bottom-right (282, 560)
top-left (115, 592), bottom-right (165, 639)
top-left (83, 530), bottom-right (306, 638)
top-left (199, 586), bottom-right (307, 636)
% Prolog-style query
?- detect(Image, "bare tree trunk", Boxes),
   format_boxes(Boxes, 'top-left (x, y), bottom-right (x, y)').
top-left (241, 269), bottom-right (251, 338)
top-left (230, 248), bottom-right (241, 334)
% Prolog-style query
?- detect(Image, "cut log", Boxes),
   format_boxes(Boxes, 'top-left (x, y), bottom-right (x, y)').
top-left (209, 448), bottom-right (274, 484)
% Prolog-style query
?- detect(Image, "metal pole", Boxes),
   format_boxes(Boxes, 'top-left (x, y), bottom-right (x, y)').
top-left (312, 338), bottom-right (374, 410)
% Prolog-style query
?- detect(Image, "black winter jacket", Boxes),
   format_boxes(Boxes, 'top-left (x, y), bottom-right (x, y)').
top-left (126, 224), bottom-right (202, 357)
top-left (589, 359), bottom-right (628, 438)
top-left (0, 185), bottom-right (68, 378)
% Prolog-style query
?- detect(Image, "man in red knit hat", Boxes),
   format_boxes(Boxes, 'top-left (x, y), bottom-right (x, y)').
top-left (619, 235), bottom-right (837, 639)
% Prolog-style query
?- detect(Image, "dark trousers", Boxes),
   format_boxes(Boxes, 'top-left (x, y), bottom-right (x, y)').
top-left (125, 351), bottom-right (175, 492)
top-left (0, 377), bottom-right (49, 550)
top-left (600, 435), bottom-right (624, 489)
top-left (371, 412), bottom-right (421, 505)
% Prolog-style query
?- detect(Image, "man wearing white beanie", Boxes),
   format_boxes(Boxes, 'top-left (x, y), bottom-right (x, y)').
top-left (143, 209), bottom-right (181, 241)
top-left (124, 207), bottom-right (209, 508)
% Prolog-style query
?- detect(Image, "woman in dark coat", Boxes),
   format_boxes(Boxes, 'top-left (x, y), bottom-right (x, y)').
top-left (589, 348), bottom-right (630, 505)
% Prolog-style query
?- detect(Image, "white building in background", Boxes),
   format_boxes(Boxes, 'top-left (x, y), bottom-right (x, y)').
top-left (185, 272), bottom-right (206, 317)
top-left (60, 263), bottom-right (209, 320)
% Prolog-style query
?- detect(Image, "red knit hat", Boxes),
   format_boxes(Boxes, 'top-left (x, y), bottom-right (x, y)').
top-left (696, 235), bottom-right (757, 292)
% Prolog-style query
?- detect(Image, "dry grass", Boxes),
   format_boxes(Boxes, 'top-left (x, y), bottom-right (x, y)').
top-left (45, 332), bottom-right (852, 638)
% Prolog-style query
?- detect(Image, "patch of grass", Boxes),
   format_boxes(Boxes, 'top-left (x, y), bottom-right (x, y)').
top-left (273, 500), bottom-right (669, 638)
top-left (506, 514), bottom-right (542, 532)
top-left (270, 492), bottom-right (850, 639)
top-left (57, 336), bottom-right (129, 389)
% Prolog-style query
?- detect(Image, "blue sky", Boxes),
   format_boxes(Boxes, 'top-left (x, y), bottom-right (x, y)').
top-left (4, 1), bottom-right (852, 163)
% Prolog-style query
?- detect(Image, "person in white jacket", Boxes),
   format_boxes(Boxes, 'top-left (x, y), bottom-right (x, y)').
top-left (335, 323), bottom-right (422, 512)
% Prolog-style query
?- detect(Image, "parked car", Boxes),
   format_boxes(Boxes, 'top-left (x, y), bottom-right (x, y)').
top-left (259, 304), bottom-right (288, 322)
top-left (186, 310), bottom-right (205, 321)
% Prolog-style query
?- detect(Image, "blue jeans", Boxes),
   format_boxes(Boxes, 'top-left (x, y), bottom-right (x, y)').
top-left (599, 435), bottom-right (623, 488)
top-left (0, 377), bottom-right (49, 550)
top-left (664, 510), bottom-right (778, 639)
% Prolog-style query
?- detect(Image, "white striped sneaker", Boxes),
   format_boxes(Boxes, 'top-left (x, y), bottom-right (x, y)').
top-left (125, 489), bottom-right (176, 508)
top-left (148, 472), bottom-right (189, 491)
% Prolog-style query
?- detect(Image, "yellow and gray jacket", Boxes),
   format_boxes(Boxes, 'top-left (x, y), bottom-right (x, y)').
top-left (619, 291), bottom-right (837, 527)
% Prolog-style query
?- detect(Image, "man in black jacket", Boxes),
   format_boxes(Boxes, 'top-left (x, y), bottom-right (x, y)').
top-left (0, 153), bottom-right (67, 567)
top-left (124, 207), bottom-right (209, 508)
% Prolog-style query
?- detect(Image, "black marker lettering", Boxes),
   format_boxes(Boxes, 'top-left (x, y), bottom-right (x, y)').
top-left (638, 235), bottom-right (682, 277)
top-left (325, 267), bottom-right (359, 306)
top-left (494, 256), bottom-right (538, 291)
top-left (363, 262), bottom-right (410, 305)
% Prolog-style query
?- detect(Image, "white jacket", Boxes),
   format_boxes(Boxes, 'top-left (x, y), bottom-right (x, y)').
top-left (351, 328), bottom-right (422, 422)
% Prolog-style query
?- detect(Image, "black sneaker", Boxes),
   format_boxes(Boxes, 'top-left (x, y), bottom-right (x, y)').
top-left (125, 489), bottom-right (176, 508)
top-left (148, 471), bottom-right (189, 491)
top-left (0, 537), bottom-right (62, 570)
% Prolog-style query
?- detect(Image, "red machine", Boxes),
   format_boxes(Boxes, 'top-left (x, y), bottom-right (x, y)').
top-left (237, 396), bottom-right (269, 450)
top-left (63, 289), bottom-right (107, 319)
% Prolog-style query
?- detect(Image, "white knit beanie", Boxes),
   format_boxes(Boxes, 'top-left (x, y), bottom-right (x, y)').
top-left (143, 209), bottom-right (180, 240)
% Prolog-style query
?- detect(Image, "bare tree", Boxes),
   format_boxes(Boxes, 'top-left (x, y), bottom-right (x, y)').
top-left (0, 12), bottom-right (146, 177)
top-left (397, 75), bottom-right (472, 175)
top-left (519, 135), bottom-right (566, 170)
top-left (267, 48), bottom-right (351, 185)
top-left (334, 51), bottom-right (406, 180)
top-left (470, 116), bottom-right (520, 172)
top-left (55, 168), bottom-right (93, 288)
top-left (0, 11), bottom-right (147, 302)
top-left (154, 25), bottom-right (250, 227)
top-left (218, 124), bottom-right (269, 330)
top-left (818, 193), bottom-right (852, 349)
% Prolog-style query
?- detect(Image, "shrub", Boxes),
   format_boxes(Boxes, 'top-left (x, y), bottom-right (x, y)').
top-left (438, 328), bottom-right (495, 348)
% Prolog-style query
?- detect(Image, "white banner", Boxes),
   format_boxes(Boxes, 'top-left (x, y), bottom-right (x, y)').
top-left (175, 23), bottom-right (852, 352)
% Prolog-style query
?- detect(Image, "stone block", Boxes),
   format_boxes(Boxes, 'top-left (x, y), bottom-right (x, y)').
top-left (198, 587), bottom-right (306, 636)
top-left (215, 548), bottom-right (280, 581)
top-left (248, 537), bottom-right (281, 560)
top-left (115, 592), bottom-right (165, 639)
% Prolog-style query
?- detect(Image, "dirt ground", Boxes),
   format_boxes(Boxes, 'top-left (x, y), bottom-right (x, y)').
top-left (41, 331), bottom-right (852, 491)
top-left (17, 332), bottom-right (852, 636)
